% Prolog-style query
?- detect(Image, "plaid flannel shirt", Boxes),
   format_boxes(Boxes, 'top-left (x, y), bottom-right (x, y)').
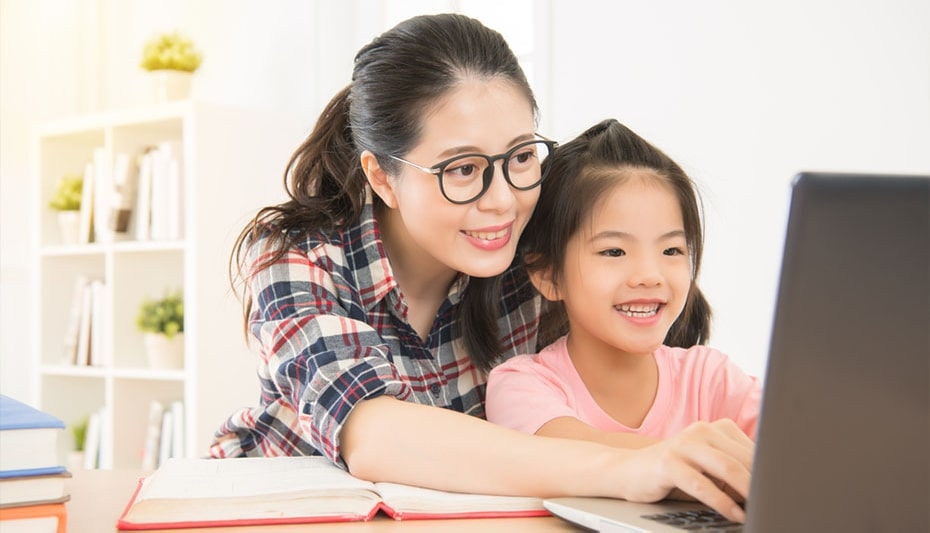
top-left (209, 195), bottom-right (540, 466)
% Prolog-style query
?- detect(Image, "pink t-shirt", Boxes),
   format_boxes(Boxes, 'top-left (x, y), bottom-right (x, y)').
top-left (486, 335), bottom-right (762, 439)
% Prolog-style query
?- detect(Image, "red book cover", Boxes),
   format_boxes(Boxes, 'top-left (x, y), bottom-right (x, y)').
top-left (115, 457), bottom-right (547, 530)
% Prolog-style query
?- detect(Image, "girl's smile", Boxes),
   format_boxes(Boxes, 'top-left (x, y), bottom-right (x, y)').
top-left (614, 300), bottom-right (666, 326)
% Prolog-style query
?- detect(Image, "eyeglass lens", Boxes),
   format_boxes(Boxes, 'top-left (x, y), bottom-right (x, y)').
top-left (439, 140), bottom-right (552, 203)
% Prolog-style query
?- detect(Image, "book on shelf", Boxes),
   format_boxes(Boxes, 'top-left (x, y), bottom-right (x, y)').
top-left (91, 147), bottom-right (112, 243)
top-left (88, 279), bottom-right (107, 367)
top-left (77, 161), bottom-right (95, 244)
top-left (139, 400), bottom-right (165, 470)
top-left (133, 147), bottom-right (154, 241)
top-left (0, 501), bottom-right (67, 533)
top-left (147, 141), bottom-right (182, 241)
top-left (0, 395), bottom-right (66, 479)
top-left (107, 151), bottom-right (138, 240)
top-left (61, 275), bottom-right (90, 365)
top-left (74, 278), bottom-right (94, 367)
top-left (82, 408), bottom-right (102, 470)
top-left (168, 400), bottom-right (184, 459)
top-left (0, 471), bottom-right (71, 509)
top-left (156, 408), bottom-right (173, 467)
top-left (140, 400), bottom-right (185, 470)
top-left (117, 456), bottom-right (548, 530)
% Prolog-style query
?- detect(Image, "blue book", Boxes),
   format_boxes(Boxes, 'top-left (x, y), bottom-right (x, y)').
top-left (0, 395), bottom-right (66, 478)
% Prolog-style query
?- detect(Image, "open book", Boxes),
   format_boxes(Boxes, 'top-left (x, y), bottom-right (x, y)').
top-left (117, 456), bottom-right (547, 530)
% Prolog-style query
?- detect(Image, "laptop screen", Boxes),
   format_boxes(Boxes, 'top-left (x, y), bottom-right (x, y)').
top-left (746, 172), bottom-right (929, 532)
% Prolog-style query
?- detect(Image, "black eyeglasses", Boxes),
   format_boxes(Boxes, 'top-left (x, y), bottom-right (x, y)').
top-left (388, 136), bottom-right (558, 204)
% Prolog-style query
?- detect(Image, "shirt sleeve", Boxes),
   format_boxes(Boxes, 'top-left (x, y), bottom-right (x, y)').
top-left (247, 238), bottom-right (412, 466)
top-left (485, 353), bottom-right (580, 435)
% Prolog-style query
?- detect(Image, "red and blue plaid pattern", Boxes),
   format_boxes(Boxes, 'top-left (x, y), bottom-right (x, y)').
top-left (210, 196), bottom-right (540, 467)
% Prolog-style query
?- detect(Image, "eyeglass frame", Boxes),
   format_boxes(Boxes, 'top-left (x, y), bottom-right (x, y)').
top-left (386, 135), bottom-right (559, 205)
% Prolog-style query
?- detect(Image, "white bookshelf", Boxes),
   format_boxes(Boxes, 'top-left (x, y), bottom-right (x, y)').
top-left (31, 101), bottom-right (302, 469)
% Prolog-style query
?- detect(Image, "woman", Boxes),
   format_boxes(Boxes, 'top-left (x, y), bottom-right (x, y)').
top-left (211, 13), bottom-right (751, 523)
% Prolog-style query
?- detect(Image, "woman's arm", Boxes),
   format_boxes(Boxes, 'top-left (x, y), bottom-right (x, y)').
top-left (341, 396), bottom-right (751, 523)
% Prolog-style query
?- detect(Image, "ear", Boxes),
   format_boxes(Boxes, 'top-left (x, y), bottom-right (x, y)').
top-left (525, 255), bottom-right (562, 302)
top-left (360, 150), bottom-right (398, 208)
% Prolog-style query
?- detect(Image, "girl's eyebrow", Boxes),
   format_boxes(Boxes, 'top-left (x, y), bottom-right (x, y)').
top-left (590, 229), bottom-right (686, 242)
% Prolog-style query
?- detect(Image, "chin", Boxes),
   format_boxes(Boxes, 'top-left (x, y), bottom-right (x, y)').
top-left (460, 255), bottom-right (516, 279)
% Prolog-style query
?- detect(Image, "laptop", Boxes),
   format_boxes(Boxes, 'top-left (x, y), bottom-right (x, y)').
top-left (544, 172), bottom-right (930, 532)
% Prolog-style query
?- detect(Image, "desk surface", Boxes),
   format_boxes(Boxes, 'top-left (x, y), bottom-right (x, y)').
top-left (65, 468), bottom-right (583, 532)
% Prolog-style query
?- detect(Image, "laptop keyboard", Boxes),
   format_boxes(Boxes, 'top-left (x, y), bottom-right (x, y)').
top-left (641, 509), bottom-right (743, 531)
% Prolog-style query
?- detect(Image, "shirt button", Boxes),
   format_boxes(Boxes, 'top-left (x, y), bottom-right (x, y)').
top-left (429, 384), bottom-right (441, 397)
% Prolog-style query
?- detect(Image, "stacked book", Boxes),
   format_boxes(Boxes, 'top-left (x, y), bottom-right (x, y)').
top-left (0, 395), bottom-right (70, 533)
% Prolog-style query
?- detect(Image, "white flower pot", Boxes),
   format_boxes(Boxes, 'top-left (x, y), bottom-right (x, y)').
top-left (57, 210), bottom-right (81, 245)
top-left (151, 70), bottom-right (193, 103)
top-left (143, 332), bottom-right (185, 369)
top-left (67, 450), bottom-right (85, 471)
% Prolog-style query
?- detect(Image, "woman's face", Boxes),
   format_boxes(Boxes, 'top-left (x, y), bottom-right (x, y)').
top-left (379, 79), bottom-right (540, 280)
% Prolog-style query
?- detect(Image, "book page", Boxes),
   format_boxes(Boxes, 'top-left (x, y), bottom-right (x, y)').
top-left (374, 482), bottom-right (544, 516)
top-left (139, 456), bottom-right (376, 501)
top-left (123, 457), bottom-right (383, 526)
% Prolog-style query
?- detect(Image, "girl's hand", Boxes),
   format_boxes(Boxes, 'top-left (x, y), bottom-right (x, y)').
top-left (621, 419), bottom-right (753, 522)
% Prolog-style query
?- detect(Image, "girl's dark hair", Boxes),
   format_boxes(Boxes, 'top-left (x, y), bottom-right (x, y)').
top-left (523, 119), bottom-right (712, 349)
top-left (230, 14), bottom-right (537, 370)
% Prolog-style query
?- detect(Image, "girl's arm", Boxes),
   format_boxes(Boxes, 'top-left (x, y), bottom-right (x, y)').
top-left (536, 416), bottom-right (659, 448)
top-left (341, 396), bottom-right (751, 523)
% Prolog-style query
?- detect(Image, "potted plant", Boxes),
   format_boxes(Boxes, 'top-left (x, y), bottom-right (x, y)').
top-left (140, 31), bottom-right (203, 102)
top-left (136, 289), bottom-right (185, 369)
top-left (68, 416), bottom-right (89, 470)
top-left (49, 174), bottom-right (83, 245)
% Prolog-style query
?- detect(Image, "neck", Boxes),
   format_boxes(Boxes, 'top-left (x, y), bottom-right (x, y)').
top-left (376, 203), bottom-right (457, 304)
top-left (566, 332), bottom-right (657, 387)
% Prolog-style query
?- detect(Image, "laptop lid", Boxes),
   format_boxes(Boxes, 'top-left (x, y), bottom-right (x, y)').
top-left (545, 172), bottom-right (930, 532)
top-left (744, 172), bottom-right (929, 532)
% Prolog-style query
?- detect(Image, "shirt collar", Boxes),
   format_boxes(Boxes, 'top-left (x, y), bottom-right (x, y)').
top-left (355, 189), bottom-right (467, 313)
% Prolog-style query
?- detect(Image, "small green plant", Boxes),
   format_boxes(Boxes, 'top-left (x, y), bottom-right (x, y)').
top-left (49, 175), bottom-right (83, 211)
top-left (140, 31), bottom-right (202, 72)
top-left (72, 416), bottom-right (88, 452)
top-left (136, 289), bottom-right (184, 338)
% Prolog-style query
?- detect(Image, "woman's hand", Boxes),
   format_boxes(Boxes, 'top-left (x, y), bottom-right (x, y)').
top-left (620, 419), bottom-right (753, 522)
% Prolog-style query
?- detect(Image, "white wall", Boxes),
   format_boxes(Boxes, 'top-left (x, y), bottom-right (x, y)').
top-left (545, 0), bottom-right (930, 376)
top-left (2, 0), bottom-right (928, 404)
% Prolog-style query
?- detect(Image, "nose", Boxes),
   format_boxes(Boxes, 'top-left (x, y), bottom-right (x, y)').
top-left (475, 161), bottom-right (515, 211)
top-left (626, 254), bottom-right (663, 287)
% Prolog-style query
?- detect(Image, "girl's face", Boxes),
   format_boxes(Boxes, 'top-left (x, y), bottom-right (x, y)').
top-left (559, 173), bottom-right (693, 360)
top-left (372, 78), bottom-right (540, 280)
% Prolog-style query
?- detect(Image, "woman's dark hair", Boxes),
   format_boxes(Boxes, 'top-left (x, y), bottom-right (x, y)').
top-left (230, 13), bottom-right (537, 370)
top-left (522, 118), bottom-right (712, 349)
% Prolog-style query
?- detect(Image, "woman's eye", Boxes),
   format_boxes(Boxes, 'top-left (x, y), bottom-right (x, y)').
top-left (511, 148), bottom-right (536, 165)
top-left (600, 248), bottom-right (625, 257)
top-left (663, 247), bottom-right (686, 256)
top-left (446, 163), bottom-right (479, 178)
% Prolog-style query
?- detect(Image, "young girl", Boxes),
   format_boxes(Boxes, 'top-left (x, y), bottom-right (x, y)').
top-left (212, 15), bottom-right (751, 522)
top-left (487, 118), bottom-right (761, 448)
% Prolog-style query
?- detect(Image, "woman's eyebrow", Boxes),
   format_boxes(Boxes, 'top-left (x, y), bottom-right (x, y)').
top-left (435, 133), bottom-right (537, 159)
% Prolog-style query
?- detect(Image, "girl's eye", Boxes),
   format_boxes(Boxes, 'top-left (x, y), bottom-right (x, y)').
top-left (663, 247), bottom-right (686, 256)
top-left (600, 248), bottom-right (625, 257)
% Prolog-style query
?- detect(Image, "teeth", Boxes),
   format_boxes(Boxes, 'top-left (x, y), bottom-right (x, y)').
top-left (465, 229), bottom-right (507, 241)
top-left (615, 303), bottom-right (660, 317)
